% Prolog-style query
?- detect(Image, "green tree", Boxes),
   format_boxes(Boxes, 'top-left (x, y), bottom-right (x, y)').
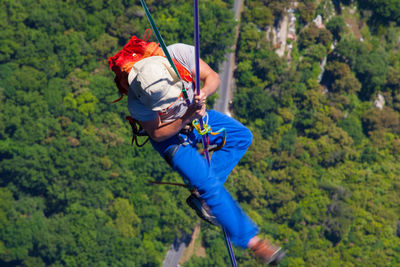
top-left (359, 0), bottom-right (400, 26)
top-left (333, 38), bottom-right (389, 99)
top-left (326, 16), bottom-right (346, 40)
top-left (337, 115), bottom-right (365, 145)
top-left (362, 106), bottom-right (400, 135)
top-left (298, 1), bottom-right (317, 24)
top-left (244, 2), bottom-right (273, 29)
top-left (298, 24), bottom-right (333, 50)
top-left (324, 60), bottom-right (361, 94)
top-left (107, 198), bottom-right (141, 237)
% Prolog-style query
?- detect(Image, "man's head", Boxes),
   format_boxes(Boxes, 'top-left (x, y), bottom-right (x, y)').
top-left (128, 56), bottom-right (182, 111)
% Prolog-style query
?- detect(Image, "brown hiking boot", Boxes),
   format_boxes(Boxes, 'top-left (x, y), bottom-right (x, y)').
top-left (250, 239), bottom-right (286, 265)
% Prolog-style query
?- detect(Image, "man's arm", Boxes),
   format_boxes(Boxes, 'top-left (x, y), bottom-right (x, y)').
top-left (198, 58), bottom-right (220, 98)
top-left (140, 59), bottom-right (219, 142)
top-left (139, 102), bottom-right (205, 142)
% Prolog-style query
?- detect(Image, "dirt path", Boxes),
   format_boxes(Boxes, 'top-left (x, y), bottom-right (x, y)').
top-left (276, 14), bottom-right (289, 57)
top-left (345, 17), bottom-right (362, 40)
top-left (179, 223), bottom-right (206, 265)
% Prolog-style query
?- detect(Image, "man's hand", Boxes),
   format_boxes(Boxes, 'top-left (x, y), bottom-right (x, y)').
top-left (183, 94), bottom-right (206, 122)
top-left (197, 90), bottom-right (207, 105)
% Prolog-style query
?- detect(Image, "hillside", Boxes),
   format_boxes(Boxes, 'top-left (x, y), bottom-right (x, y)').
top-left (1, 0), bottom-right (400, 266)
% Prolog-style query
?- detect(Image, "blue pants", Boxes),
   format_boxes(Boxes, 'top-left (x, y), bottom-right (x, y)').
top-left (150, 110), bottom-right (259, 248)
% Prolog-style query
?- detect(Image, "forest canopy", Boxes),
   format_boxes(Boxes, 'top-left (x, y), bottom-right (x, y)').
top-left (1, 0), bottom-right (400, 266)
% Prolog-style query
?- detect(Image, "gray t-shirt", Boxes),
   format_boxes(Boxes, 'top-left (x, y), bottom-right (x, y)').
top-left (127, 43), bottom-right (195, 122)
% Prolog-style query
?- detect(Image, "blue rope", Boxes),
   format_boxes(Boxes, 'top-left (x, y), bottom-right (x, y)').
top-left (193, 0), bottom-right (211, 166)
top-left (194, 1), bottom-right (237, 267)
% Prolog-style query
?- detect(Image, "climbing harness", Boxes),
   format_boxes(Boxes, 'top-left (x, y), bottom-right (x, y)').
top-left (125, 116), bottom-right (149, 147)
top-left (192, 114), bottom-right (227, 153)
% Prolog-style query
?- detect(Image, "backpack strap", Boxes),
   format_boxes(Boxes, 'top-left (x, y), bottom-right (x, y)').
top-left (125, 116), bottom-right (149, 147)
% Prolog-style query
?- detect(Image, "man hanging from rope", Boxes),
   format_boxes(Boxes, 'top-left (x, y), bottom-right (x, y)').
top-left (109, 37), bottom-right (285, 263)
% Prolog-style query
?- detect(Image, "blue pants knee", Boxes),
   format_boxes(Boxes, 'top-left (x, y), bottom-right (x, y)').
top-left (151, 110), bottom-right (259, 248)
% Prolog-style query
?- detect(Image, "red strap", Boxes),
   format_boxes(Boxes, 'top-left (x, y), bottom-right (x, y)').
top-left (143, 28), bottom-right (151, 42)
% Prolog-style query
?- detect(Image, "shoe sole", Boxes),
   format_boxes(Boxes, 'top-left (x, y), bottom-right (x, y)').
top-left (269, 249), bottom-right (286, 265)
top-left (186, 195), bottom-right (219, 226)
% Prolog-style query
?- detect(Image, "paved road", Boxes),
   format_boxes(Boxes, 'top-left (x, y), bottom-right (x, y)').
top-left (215, 50), bottom-right (235, 116)
top-left (213, 0), bottom-right (243, 116)
top-left (162, 234), bottom-right (191, 267)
